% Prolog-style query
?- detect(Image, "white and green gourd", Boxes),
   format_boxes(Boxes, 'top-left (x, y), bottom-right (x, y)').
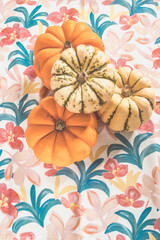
top-left (50, 44), bottom-right (117, 113)
top-left (98, 67), bottom-right (156, 132)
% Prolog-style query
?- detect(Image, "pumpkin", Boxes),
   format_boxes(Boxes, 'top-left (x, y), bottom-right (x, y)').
top-left (98, 67), bottom-right (155, 132)
top-left (50, 44), bottom-right (117, 113)
top-left (25, 96), bottom-right (97, 167)
top-left (34, 20), bottom-right (105, 89)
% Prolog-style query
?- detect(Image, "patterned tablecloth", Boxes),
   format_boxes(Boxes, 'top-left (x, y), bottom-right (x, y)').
top-left (0, 0), bottom-right (160, 239)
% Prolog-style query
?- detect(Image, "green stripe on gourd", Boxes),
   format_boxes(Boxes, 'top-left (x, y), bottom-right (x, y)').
top-left (98, 67), bottom-right (155, 132)
top-left (51, 44), bottom-right (116, 113)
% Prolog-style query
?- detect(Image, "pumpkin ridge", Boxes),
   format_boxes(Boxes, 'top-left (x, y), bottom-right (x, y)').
top-left (40, 97), bottom-right (59, 120)
top-left (85, 52), bottom-right (96, 72)
top-left (81, 85), bottom-right (84, 112)
top-left (130, 76), bottom-right (142, 89)
top-left (63, 84), bottom-right (79, 107)
top-left (51, 131), bottom-right (58, 162)
top-left (124, 103), bottom-right (132, 131)
top-left (86, 82), bottom-right (104, 105)
top-left (131, 86), bottom-right (151, 94)
top-left (64, 127), bottom-right (90, 149)
top-left (75, 47), bottom-right (81, 70)
top-left (62, 129), bottom-right (79, 160)
top-left (89, 75), bottom-right (116, 84)
top-left (126, 68), bottom-right (132, 84)
top-left (106, 99), bottom-right (123, 125)
top-left (118, 72), bottom-right (125, 86)
top-left (33, 130), bottom-right (56, 148)
top-left (60, 56), bottom-right (78, 74)
top-left (138, 109), bottom-right (143, 124)
top-left (53, 82), bottom-right (77, 93)
top-left (88, 62), bottom-right (107, 75)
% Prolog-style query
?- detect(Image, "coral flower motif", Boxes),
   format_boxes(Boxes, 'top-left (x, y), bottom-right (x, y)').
top-left (154, 97), bottom-right (160, 115)
top-left (0, 122), bottom-right (25, 151)
top-left (102, 0), bottom-right (114, 5)
top-left (137, 119), bottom-right (154, 134)
top-left (47, 6), bottom-right (79, 24)
top-left (16, 0), bottom-right (37, 5)
top-left (0, 23), bottom-right (31, 47)
top-left (110, 58), bottom-right (131, 69)
top-left (116, 235), bottom-right (126, 240)
top-left (0, 183), bottom-right (20, 218)
top-left (119, 14), bottom-right (139, 30)
top-left (116, 186), bottom-right (144, 208)
top-left (44, 163), bottom-right (63, 176)
top-left (152, 48), bottom-right (160, 70)
top-left (103, 158), bottom-right (128, 179)
top-left (154, 218), bottom-right (160, 232)
top-left (61, 191), bottom-right (85, 216)
top-left (23, 65), bottom-right (37, 81)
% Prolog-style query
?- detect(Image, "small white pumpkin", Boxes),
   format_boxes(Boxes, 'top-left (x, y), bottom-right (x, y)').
top-left (50, 44), bottom-right (117, 113)
top-left (98, 67), bottom-right (156, 132)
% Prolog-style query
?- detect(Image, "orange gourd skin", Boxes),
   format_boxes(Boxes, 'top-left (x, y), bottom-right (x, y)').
top-left (34, 20), bottom-right (105, 89)
top-left (25, 96), bottom-right (97, 167)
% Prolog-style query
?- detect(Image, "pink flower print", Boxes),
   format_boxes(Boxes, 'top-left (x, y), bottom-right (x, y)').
top-left (23, 66), bottom-right (37, 81)
top-left (16, 0), bottom-right (37, 5)
top-left (154, 97), bottom-right (160, 114)
top-left (47, 6), bottom-right (79, 24)
top-left (119, 15), bottom-right (139, 30)
top-left (116, 235), bottom-right (126, 240)
top-left (152, 48), bottom-right (160, 70)
top-left (0, 183), bottom-right (20, 218)
top-left (103, 158), bottom-right (128, 179)
top-left (0, 24), bottom-right (31, 47)
top-left (110, 58), bottom-right (131, 69)
top-left (44, 163), bottom-right (63, 177)
top-left (0, 122), bottom-right (25, 151)
top-left (137, 119), bottom-right (154, 134)
top-left (116, 186), bottom-right (144, 208)
top-left (61, 191), bottom-right (85, 216)
top-left (154, 218), bottom-right (160, 232)
top-left (102, 0), bottom-right (114, 5)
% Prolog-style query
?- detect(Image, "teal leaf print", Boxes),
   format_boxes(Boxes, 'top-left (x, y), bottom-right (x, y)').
top-left (0, 94), bottom-right (38, 125)
top-left (155, 37), bottom-right (160, 44)
top-left (5, 5), bottom-right (48, 28)
top-left (105, 208), bottom-right (160, 239)
top-left (109, 0), bottom-right (158, 17)
top-left (88, 12), bottom-right (116, 38)
top-left (55, 159), bottom-right (109, 196)
top-left (12, 185), bottom-right (61, 233)
top-left (8, 42), bottom-right (33, 70)
top-left (107, 133), bottom-right (160, 169)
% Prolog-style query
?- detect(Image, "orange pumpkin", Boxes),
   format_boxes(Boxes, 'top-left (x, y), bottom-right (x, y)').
top-left (34, 20), bottom-right (105, 89)
top-left (25, 96), bottom-right (97, 167)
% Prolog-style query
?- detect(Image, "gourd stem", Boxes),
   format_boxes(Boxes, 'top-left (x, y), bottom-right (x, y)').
top-left (55, 120), bottom-right (66, 131)
top-left (77, 72), bottom-right (87, 84)
top-left (121, 84), bottom-right (132, 97)
top-left (63, 41), bottom-right (72, 50)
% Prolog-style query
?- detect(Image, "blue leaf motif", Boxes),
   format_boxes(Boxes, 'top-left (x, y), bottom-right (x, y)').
top-left (140, 144), bottom-right (160, 163)
top-left (37, 189), bottom-right (54, 211)
top-left (55, 167), bottom-right (79, 186)
top-left (85, 158), bottom-right (104, 176)
top-left (0, 150), bottom-right (2, 156)
top-left (0, 158), bottom-right (11, 167)
top-left (95, 14), bottom-right (109, 29)
top-left (155, 37), bottom-right (160, 44)
top-left (105, 223), bottom-right (133, 240)
top-left (98, 21), bottom-right (117, 38)
top-left (110, 0), bottom-right (131, 11)
top-left (115, 210), bottom-right (137, 236)
top-left (79, 179), bottom-right (110, 196)
top-left (5, 16), bottom-right (25, 25)
top-left (29, 5), bottom-right (42, 18)
top-left (90, 12), bottom-right (95, 28)
top-left (137, 207), bottom-right (152, 227)
top-left (137, 219), bottom-right (157, 232)
top-left (19, 94), bottom-right (28, 110)
top-left (114, 133), bottom-right (133, 151)
top-left (136, 230), bottom-right (160, 240)
top-left (16, 42), bottom-right (29, 56)
top-left (8, 58), bottom-right (30, 70)
top-left (133, 133), bottom-right (152, 159)
top-left (30, 185), bottom-right (36, 209)
top-left (12, 216), bottom-right (40, 233)
top-left (133, 6), bottom-right (157, 17)
top-left (39, 199), bottom-right (61, 225)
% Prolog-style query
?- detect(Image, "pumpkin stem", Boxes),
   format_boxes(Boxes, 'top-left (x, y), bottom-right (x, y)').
top-left (77, 72), bottom-right (87, 84)
top-left (63, 41), bottom-right (72, 50)
top-left (55, 120), bottom-right (66, 131)
top-left (121, 85), bottom-right (132, 97)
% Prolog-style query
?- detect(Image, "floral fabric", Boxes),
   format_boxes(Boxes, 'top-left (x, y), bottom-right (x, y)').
top-left (0, 0), bottom-right (160, 239)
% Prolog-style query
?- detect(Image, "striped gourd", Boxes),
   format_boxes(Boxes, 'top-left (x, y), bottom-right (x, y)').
top-left (98, 67), bottom-right (156, 132)
top-left (50, 44), bottom-right (117, 113)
